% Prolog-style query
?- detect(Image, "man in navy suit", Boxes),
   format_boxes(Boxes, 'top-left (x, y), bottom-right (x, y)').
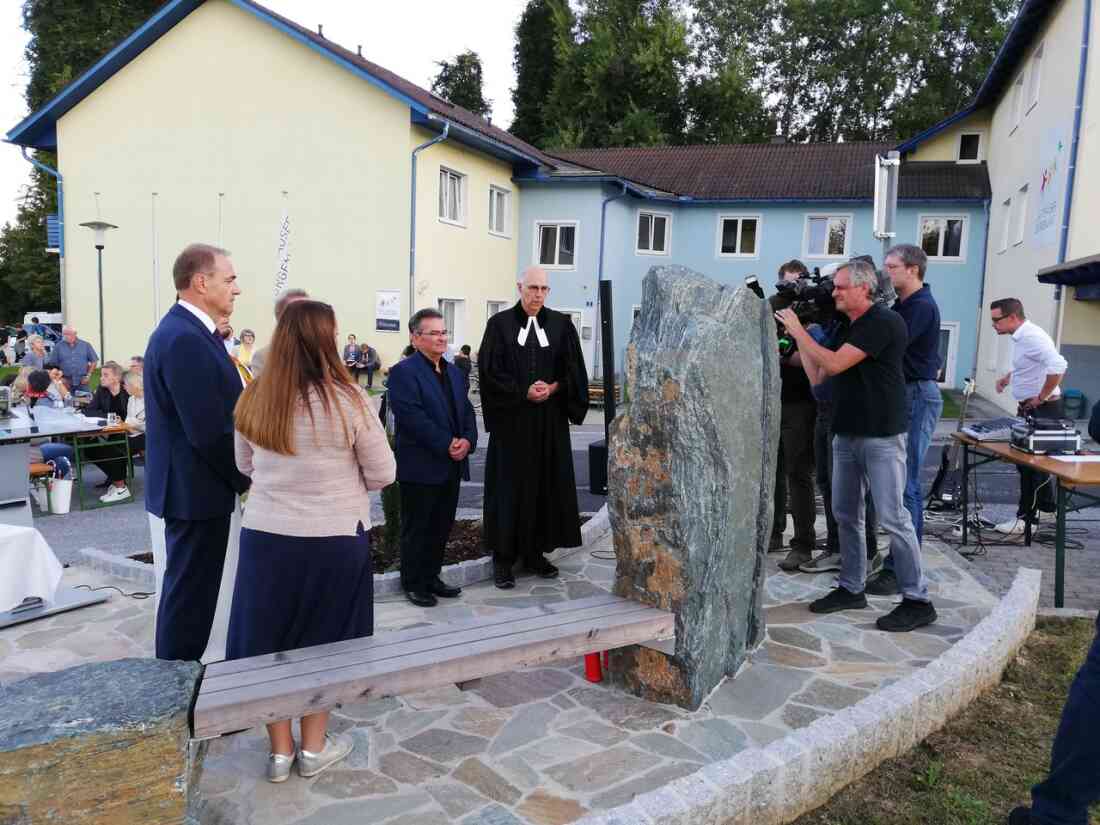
top-left (387, 308), bottom-right (478, 607)
top-left (146, 243), bottom-right (251, 661)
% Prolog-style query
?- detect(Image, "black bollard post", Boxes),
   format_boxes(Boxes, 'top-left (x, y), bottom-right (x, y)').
top-left (589, 280), bottom-right (615, 495)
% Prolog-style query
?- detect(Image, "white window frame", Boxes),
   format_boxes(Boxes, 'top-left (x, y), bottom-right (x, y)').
top-left (533, 220), bottom-right (578, 270)
top-left (437, 297), bottom-right (466, 349)
top-left (917, 214), bottom-right (969, 262)
top-left (438, 167), bottom-right (467, 227)
top-left (937, 322), bottom-right (960, 387)
top-left (488, 185), bottom-right (511, 238)
top-left (956, 131), bottom-right (984, 164)
top-left (999, 197), bottom-right (1012, 253)
top-left (635, 209), bottom-right (672, 256)
top-left (1011, 73), bottom-right (1025, 132)
top-left (487, 299), bottom-right (510, 321)
top-left (1027, 43), bottom-right (1043, 113)
top-left (715, 214), bottom-right (762, 258)
top-left (632, 304), bottom-right (642, 321)
top-left (1013, 184), bottom-right (1029, 246)
top-left (802, 213), bottom-right (853, 259)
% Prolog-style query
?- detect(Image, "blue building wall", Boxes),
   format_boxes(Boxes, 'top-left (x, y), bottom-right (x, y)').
top-left (516, 179), bottom-right (988, 388)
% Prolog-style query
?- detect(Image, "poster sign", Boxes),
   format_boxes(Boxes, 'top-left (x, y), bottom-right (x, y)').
top-left (376, 290), bottom-right (401, 332)
top-left (1033, 126), bottom-right (1068, 250)
top-left (273, 207), bottom-right (291, 296)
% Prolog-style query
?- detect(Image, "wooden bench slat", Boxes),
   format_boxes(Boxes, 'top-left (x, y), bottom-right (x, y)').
top-left (200, 599), bottom-right (654, 695)
top-left (203, 592), bottom-right (624, 678)
top-left (193, 606), bottom-right (672, 738)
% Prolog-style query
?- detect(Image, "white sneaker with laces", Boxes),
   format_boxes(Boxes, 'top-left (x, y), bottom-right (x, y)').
top-left (100, 485), bottom-right (131, 503)
top-left (298, 733), bottom-right (353, 778)
top-left (994, 517), bottom-right (1025, 535)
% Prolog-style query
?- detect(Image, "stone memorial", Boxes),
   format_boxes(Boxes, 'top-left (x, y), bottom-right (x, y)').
top-left (608, 265), bottom-right (780, 710)
top-left (0, 658), bottom-right (203, 825)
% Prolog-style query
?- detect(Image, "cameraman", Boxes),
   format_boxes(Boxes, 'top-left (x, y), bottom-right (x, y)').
top-left (776, 259), bottom-right (935, 632)
top-left (768, 260), bottom-right (818, 571)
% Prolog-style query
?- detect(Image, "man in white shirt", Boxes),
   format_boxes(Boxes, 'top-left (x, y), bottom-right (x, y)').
top-left (990, 297), bottom-right (1069, 534)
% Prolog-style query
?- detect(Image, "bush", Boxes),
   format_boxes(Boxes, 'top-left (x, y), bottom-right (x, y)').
top-left (380, 432), bottom-right (401, 555)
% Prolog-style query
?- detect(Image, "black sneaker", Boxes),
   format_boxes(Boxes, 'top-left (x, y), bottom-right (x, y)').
top-left (876, 598), bottom-right (937, 632)
top-left (865, 568), bottom-right (899, 596)
top-left (493, 564), bottom-right (515, 590)
top-left (809, 587), bottom-right (868, 614)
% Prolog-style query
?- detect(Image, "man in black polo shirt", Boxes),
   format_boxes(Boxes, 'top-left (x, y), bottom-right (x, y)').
top-left (777, 259), bottom-right (936, 632)
top-left (865, 244), bottom-right (944, 596)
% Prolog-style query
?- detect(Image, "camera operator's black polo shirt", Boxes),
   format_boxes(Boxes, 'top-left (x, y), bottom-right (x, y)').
top-left (831, 304), bottom-right (908, 437)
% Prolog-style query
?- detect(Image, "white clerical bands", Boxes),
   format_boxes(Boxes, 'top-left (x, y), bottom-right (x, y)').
top-left (518, 315), bottom-right (549, 348)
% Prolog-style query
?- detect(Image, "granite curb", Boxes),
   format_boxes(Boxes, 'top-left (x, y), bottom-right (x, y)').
top-left (573, 566), bottom-right (1042, 825)
top-left (74, 505), bottom-right (613, 598)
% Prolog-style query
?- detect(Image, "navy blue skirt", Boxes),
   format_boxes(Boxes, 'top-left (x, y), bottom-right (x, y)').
top-left (226, 524), bottom-right (374, 661)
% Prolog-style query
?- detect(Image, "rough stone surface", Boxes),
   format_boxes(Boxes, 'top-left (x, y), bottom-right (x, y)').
top-left (608, 266), bottom-right (779, 710)
top-left (0, 658), bottom-right (201, 825)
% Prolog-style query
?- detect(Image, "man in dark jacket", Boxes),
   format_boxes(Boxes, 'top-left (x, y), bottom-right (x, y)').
top-left (387, 308), bottom-right (478, 608)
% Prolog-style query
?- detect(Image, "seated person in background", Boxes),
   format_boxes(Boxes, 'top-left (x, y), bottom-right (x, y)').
top-left (84, 361), bottom-right (129, 421)
top-left (343, 334), bottom-right (360, 373)
top-left (129, 355), bottom-right (144, 375)
top-left (46, 367), bottom-right (71, 404)
top-left (21, 335), bottom-right (48, 370)
top-left (13, 330), bottom-right (27, 363)
top-left (356, 341), bottom-right (382, 388)
top-left (84, 370), bottom-right (145, 504)
top-left (24, 370), bottom-right (76, 467)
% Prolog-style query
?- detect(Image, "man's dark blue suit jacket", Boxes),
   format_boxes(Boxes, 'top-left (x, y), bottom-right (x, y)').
top-left (387, 352), bottom-right (478, 485)
top-left (144, 304), bottom-right (250, 521)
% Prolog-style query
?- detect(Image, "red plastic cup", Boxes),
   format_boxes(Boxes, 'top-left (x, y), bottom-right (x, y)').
top-left (584, 652), bottom-right (603, 683)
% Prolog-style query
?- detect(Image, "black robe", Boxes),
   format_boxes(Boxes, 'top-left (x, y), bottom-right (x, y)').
top-left (478, 302), bottom-right (589, 564)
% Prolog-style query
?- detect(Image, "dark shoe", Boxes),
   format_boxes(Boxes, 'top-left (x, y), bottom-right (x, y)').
top-left (405, 590), bottom-right (437, 608)
top-left (768, 533), bottom-right (785, 552)
top-left (799, 551), bottom-right (841, 573)
top-left (430, 577), bottom-right (462, 598)
top-left (528, 558), bottom-right (559, 579)
top-left (865, 568), bottom-right (898, 596)
top-left (876, 598), bottom-right (937, 632)
top-left (778, 549), bottom-right (812, 571)
top-left (1006, 806), bottom-right (1030, 825)
top-left (809, 586), bottom-right (868, 614)
top-left (494, 565), bottom-right (515, 589)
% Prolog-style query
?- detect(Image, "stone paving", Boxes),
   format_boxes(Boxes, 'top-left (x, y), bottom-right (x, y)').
top-left (1, 531), bottom-right (999, 825)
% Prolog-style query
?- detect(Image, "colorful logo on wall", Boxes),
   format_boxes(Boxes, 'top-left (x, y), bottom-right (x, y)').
top-left (1033, 129), bottom-right (1066, 249)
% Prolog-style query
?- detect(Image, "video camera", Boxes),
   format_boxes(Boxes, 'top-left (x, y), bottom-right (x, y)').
top-left (774, 266), bottom-right (835, 306)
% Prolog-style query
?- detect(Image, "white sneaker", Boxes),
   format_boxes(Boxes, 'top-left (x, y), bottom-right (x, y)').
top-left (99, 485), bottom-right (131, 503)
top-left (994, 517), bottom-right (1025, 535)
top-left (298, 733), bottom-right (353, 778)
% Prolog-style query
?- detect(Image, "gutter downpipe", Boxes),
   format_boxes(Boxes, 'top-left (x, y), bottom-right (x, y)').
top-left (410, 119), bottom-right (450, 316)
top-left (17, 145), bottom-right (65, 317)
top-left (594, 183), bottom-right (628, 381)
top-left (1053, 0), bottom-right (1091, 346)
top-left (969, 198), bottom-right (993, 382)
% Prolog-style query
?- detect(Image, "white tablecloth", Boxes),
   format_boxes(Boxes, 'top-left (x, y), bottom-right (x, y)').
top-left (149, 499), bottom-right (241, 663)
top-left (0, 524), bottom-right (63, 612)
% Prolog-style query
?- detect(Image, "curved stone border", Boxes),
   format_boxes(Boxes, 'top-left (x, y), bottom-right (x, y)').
top-left (76, 504), bottom-right (613, 597)
top-left (576, 567), bottom-right (1042, 825)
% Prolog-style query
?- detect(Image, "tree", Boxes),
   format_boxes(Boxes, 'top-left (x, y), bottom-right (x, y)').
top-left (430, 50), bottom-right (492, 117)
top-left (0, 0), bottom-right (165, 321)
top-left (510, 0), bottom-right (574, 146)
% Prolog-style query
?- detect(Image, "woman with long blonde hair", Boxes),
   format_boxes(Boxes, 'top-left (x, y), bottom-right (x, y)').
top-left (229, 300), bottom-right (395, 783)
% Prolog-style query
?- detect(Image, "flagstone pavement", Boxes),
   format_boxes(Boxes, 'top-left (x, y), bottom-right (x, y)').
top-left (1, 532), bottom-right (999, 825)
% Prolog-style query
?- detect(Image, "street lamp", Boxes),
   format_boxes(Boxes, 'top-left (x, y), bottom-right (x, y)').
top-left (79, 220), bottom-right (117, 362)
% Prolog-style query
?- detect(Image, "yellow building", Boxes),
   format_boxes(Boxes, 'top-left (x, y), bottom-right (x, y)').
top-left (5, 0), bottom-right (550, 367)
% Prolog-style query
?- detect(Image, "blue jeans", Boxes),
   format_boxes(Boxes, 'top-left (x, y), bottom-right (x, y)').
top-left (833, 434), bottom-right (929, 601)
top-left (886, 381), bottom-right (942, 572)
top-left (1031, 611), bottom-right (1100, 824)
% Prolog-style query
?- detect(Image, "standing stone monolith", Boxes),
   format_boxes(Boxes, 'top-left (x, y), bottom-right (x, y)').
top-left (608, 265), bottom-right (780, 710)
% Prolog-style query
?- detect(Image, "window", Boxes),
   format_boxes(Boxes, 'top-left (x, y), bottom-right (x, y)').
top-left (716, 215), bottom-right (760, 257)
top-left (1011, 73), bottom-right (1025, 130)
top-left (636, 210), bottom-right (671, 255)
top-left (438, 298), bottom-right (465, 347)
top-left (489, 186), bottom-right (510, 236)
top-left (1014, 184), bottom-right (1029, 245)
top-left (487, 300), bottom-right (509, 319)
top-left (438, 168), bottom-right (465, 225)
top-left (536, 222), bottom-right (577, 268)
top-left (1027, 44), bottom-right (1043, 111)
top-left (999, 197), bottom-right (1012, 252)
top-left (937, 323), bottom-right (959, 386)
top-left (804, 214), bottom-right (851, 258)
top-left (919, 216), bottom-right (967, 260)
top-left (958, 133), bottom-right (982, 163)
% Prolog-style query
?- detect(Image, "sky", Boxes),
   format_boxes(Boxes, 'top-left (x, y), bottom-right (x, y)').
top-left (0, 0), bottom-right (530, 230)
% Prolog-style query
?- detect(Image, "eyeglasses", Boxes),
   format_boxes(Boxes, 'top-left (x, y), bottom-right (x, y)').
top-left (416, 329), bottom-right (449, 338)
top-left (990, 315), bottom-right (1006, 324)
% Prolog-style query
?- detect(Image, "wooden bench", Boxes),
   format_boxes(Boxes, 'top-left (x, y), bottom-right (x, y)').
top-left (28, 462), bottom-right (53, 479)
top-left (192, 593), bottom-right (673, 739)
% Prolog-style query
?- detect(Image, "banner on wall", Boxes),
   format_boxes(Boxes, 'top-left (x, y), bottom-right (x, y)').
top-left (376, 290), bottom-right (401, 332)
top-left (273, 196), bottom-right (291, 297)
top-left (1033, 126), bottom-right (1068, 250)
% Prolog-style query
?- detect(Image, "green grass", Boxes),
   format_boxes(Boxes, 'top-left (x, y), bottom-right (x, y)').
top-left (1, 364), bottom-right (100, 390)
top-left (941, 389), bottom-right (962, 419)
top-left (793, 617), bottom-right (1098, 825)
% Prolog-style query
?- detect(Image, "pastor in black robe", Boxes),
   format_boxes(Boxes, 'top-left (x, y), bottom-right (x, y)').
top-left (478, 302), bottom-right (589, 569)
